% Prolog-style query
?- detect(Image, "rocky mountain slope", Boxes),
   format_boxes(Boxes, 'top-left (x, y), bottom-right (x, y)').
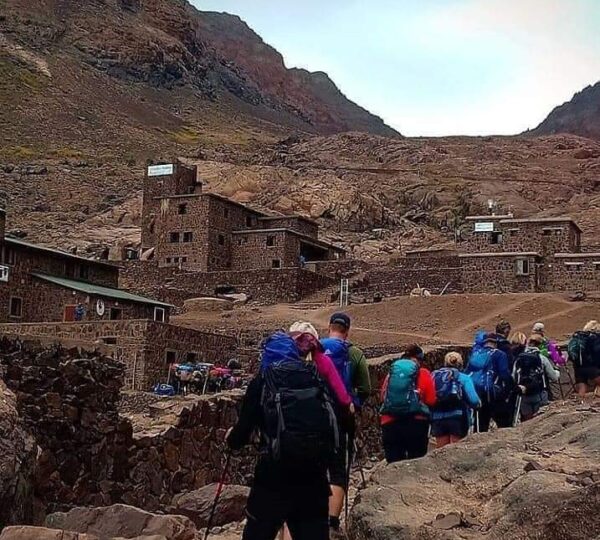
top-left (1, 1), bottom-right (600, 260)
top-left (531, 81), bottom-right (600, 140)
top-left (351, 401), bottom-right (600, 540)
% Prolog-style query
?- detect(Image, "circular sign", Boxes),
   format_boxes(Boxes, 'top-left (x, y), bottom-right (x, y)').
top-left (96, 299), bottom-right (106, 317)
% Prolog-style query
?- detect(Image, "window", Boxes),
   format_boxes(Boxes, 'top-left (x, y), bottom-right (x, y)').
top-left (238, 237), bottom-right (247, 245)
top-left (178, 204), bottom-right (188, 215)
top-left (566, 263), bottom-right (583, 273)
top-left (515, 259), bottom-right (530, 276)
top-left (109, 308), bottom-right (122, 320)
top-left (102, 337), bottom-right (118, 345)
top-left (0, 265), bottom-right (9, 282)
top-left (271, 259), bottom-right (282, 269)
top-left (9, 297), bottom-right (22, 318)
top-left (491, 232), bottom-right (503, 245)
top-left (266, 235), bottom-right (275, 247)
top-left (165, 350), bottom-right (177, 365)
top-left (169, 232), bottom-right (180, 243)
top-left (246, 216), bottom-right (254, 228)
top-left (79, 265), bottom-right (89, 280)
top-left (542, 229), bottom-right (552, 236)
top-left (218, 234), bottom-right (225, 246)
top-left (154, 307), bottom-right (166, 322)
top-left (4, 248), bottom-right (16, 266)
top-left (183, 232), bottom-right (193, 243)
top-left (166, 257), bottom-right (172, 264)
top-left (185, 352), bottom-right (198, 363)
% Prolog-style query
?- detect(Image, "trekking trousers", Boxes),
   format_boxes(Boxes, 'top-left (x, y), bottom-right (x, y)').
top-left (242, 484), bottom-right (329, 540)
top-left (381, 417), bottom-right (430, 464)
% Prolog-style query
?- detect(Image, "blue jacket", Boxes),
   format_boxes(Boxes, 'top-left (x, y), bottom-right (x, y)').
top-left (488, 347), bottom-right (514, 390)
top-left (432, 371), bottom-right (481, 420)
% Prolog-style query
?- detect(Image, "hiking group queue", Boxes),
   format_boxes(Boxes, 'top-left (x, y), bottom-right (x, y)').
top-left (224, 315), bottom-right (600, 540)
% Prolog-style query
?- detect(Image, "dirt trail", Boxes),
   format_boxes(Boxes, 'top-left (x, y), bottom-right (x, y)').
top-left (175, 292), bottom-right (599, 349)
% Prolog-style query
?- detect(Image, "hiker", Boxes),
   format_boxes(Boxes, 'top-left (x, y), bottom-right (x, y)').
top-left (466, 333), bottom-right (513, 432)
top-left (514, 334), bottom-right (560, 421)
top-left (289, 322), bottom-right (353, 411)
top-left (495, 320), bottom-right (513, 365)
top-left (320, 313), bottom-right (371, 538)
top-left (226, 331), bottom-right (339, 540)
top-left (568, 320), bottom-right (600, 397)
top-left (532, 321), bottom-right (564, 367)
top-left (379, 344), bottom-right (436, 463)
top-left (509, 332), bottom-right (528, 360)
top-left (431, 352), bottom-right (481, 448)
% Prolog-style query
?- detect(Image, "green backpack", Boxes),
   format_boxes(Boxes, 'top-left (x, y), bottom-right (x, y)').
top-left (381, 359), bottom-right (424, 416)
top-left (568, 332), bottom-right (590, 367)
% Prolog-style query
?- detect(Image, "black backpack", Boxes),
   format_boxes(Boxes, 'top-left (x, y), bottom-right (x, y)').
top-left (515, 350), bottom-right (545, 395)
top-left (261, 360), bottom-right (339, 466)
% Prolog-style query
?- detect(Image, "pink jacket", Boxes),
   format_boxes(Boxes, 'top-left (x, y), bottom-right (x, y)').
top-left (290, 331), bottom-right (352, 407)
top-left (313, 349), bottom-right (352, 407)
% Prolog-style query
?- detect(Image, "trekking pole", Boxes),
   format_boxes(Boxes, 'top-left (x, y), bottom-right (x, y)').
top-left (204, 451), bottom-right (232, 540)
top-left (513, 394), bottom-right (522, 427)
top-left (354, 439), bottom-right (367, 489)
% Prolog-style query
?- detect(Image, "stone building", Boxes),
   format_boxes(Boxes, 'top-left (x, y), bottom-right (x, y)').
top-left (140, 162), bottom-right (345, 271)
top-left (0, 208), bottom-right (171, 324)
top-left (0, 207), bottom-right (238, 389)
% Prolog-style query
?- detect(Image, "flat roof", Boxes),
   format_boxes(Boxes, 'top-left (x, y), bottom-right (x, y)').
top-left (459, 252), bottom-right (539, 258)
top-left (406, 247), bottom-right (457, 255)
top-left (6, 237), bottom-right (118, 269)
top-left (465, 215), bottom-right (514, 221)
top-left (499, 217), bottom-right (582, 232)
top-left (554, 253), bottom-right (600, 258)
top-left (31, 273), bottom-right (173, 308)
top-left (232, 228), bottom-right (346, 252)
top-left (258, 214), bottom-right (318, 226)
top-left (203, 192), bottom-right (266, 216)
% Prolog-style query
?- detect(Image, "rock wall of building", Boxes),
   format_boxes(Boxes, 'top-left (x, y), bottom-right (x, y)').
top-left (460, 254), bottom-right (538, 293)
top-left (543, 255), bottom-right (600, 292)
top-left (353, 256), bottom-right (463, 298)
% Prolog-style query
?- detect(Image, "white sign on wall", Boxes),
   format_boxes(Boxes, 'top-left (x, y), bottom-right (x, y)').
top-left (474, 222), bottom-right (495, 233)
top-left (147, 164), bottom-right (174, 177)
top-left (0, 265), bottom-right (9, 283)
top-left (96, 299), bottom-right (106, 317)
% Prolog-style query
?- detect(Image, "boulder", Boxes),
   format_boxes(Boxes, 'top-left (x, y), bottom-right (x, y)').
top-left (0, 527), bottom-right (167, 540)
top-left (219, 292), bottom-right (249, 306)
top-left (44, 504), bottom-right (198, 540)
top-left (0, 381), bottom-right (36, 526)
top-left (183, 297), bottom-right (233, 313)
top-left (169, 484), bottom-right (249, 528)
top-left (350, 403), bottom-right (600, 540)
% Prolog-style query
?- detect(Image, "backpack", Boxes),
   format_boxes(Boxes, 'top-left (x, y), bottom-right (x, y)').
top-left (261, 332), bottom-right (302, 371)
top-left (568, 332), bottom-right (600, 368)
top-left (260, 334), bottom-right (339, 465)
top-left (153, 383), bottom-right (175, 396)
top-left (380, 359), bottom-right (424, 417)
top-left (515, 350), bottom-right (545, 395)
top-left (547, 340), bottom-right (566, 367)
top-left (261, 362), bottom-right (339, 465)
top-left (467, 347), bottom-right (495, 400)
top-left (320, 337), bottom-right (352, 392)
top-left (432, 368), bottom-right (463, 411)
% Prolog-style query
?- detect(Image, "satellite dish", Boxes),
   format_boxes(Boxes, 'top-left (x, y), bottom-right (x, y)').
top-left (96, 299), bottom-right (106, 317)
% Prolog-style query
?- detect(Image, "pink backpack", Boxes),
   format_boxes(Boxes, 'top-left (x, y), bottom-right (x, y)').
top-left (548, 341), bottom-right (566, 366)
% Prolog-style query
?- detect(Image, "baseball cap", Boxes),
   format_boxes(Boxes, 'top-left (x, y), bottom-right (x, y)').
top-left (532, 322), bottom-right (545, 333)
top-left (330, 312), bottom-right (351, 330)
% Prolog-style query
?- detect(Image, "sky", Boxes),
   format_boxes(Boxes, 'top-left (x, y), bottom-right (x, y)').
top-left (194, 0), bottom-right (600, 137)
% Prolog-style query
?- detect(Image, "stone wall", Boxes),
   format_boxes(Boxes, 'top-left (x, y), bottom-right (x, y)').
top-left (352, 256), bottom-right (463, 298)
top-left (0, 321), bottom-right (234, 391)
top-left (460, 253), bottom-right (538, 293)
top-left (543, 254), bottom-right (600, 292)
top-left (258, 216), bottom-right (319, 238)
top-left (0, 340), bottom-right (128, 517)
top-left (231, 230), bottom-right (295, 270)
top-left (499, 219), bottom-right (580, 256)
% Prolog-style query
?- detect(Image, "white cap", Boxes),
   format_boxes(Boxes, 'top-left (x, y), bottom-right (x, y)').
top-left (532, 322), bottom-right (545, 333)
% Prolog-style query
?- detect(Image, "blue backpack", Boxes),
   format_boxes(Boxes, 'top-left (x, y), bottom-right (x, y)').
top-left (153, 383), bottom-right (175, 397)
top-left (380, 359), bottom-right (424, 417)
top-left (432, 368), bottom-right (463, 411)
top-left (320, 337), bottom-right (352, 392)
top-left (260, 332), bottom-right (302, 371)
top-left (466, 347), bottom-right (498, 401)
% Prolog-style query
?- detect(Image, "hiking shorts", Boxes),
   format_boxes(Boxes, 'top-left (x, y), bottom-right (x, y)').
top-left (431, 416), bottom-right (467, 438)
top-left (574, 366), bottom-right (600, 385)
top-left (328, 430), bottom-right (348, 489)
